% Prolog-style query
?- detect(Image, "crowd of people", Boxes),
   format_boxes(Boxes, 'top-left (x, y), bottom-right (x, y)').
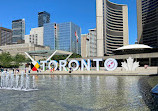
top-left (0, 67), bottom-right (20, 74)
top-left (0, 66), bottom-right (74, 74)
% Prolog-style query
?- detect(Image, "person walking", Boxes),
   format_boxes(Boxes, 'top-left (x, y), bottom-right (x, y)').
top-left (50, 68), bottom-right (52, 73)
top-left (13, 68), bottom-right (14, 74)
top-left (1, 67), bottom-right (3, 72)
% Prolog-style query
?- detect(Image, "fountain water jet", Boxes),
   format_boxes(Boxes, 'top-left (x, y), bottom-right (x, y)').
top-left (16, 74), bottom-right (19, 88)
top-left (10, 73), bottom-right (14, 88)
top-left (25, 73), bottom-right (30, 89)
top-left (0, 72), bottom-right (38, 91)
top-left (20, 72), bottom-right (24, 89)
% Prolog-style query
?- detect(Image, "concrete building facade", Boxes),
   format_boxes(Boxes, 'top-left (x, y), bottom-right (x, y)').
top-left (44, 22), bottom-right (81, 55)
top-left (81, 34), bottom-right (89, 57)
top-left (0, 27), bottom-right (12, 46)
top-left (137, 0), bottom-right (158, 48)
top-left (88, 29), bottom-right (97, 57)
top-left (81, 29), bottom-right (97, 57)
top-left (25, 27), bottom-right (44, 46)
top-left (12, 19), bottom-right (25, 44)
top-left (38, 11), bottom-right (50, 27)
top-left (96, 0), bottom-right (129, 56)
top-left (0, 43), bottom-right (50, 60)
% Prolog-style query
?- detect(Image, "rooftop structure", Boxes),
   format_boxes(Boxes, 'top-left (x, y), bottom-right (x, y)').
top-left (116, 44), bottom-right (152, 50)
top-left (27, 50), bottom-right (72, 58)
top-left (114, 44), bottom-right (155, 55)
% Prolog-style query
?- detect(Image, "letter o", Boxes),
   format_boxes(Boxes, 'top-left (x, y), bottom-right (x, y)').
top-left (68, 60), bottom-right (79, 71)
top-left (48, 60), bottom-right (58, 70)
top-left (104, 58), bottom-right (118, 71)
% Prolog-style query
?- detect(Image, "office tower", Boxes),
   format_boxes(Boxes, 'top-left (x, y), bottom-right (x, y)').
top-left (96, 0), bottom-right (129, 56)
top-left (81, 34), bottom-right (89, 57)
top-left (137, 0), bottom-right (158, 48)
top-left (58, 22), bottom-right (81, 54)
top-left (12, 19), bottom-right (25, 44)
top-left (81, 29), bottom-right (97, 57)
top-left (44, 22), bottom-right (81, 54)
top-left (43, 23), bottom-right (56, 50)
top-left (25, 27), bottom-right (44, 45)
top-left (88, 29), bottom-right (97, 57)
top-left (0, 27), bottom-right (12, 46)
top-left (38, 11), bottom-right (50, 27)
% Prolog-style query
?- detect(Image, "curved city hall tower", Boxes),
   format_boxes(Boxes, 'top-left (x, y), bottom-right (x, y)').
top-left (137, 0), bottom-right (158, 48)
top-left (96, 0), bottom-right (129, 56)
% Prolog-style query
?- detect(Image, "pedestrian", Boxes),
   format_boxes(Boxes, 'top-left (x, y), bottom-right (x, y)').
top-left (1, 67), bottom-right (3, 72)
top-left (13, 68), bottom-right (14, 74)
top-left (25, 68), bottom-right (26, 73)
top-left (69, 67), bottom-right (72, 73)
top-left (39, 69), bottom-right (41, 73)
top-left (17, 69), bottom-right (19, 74)
top-left (50, 68), bottom-right (52, 73)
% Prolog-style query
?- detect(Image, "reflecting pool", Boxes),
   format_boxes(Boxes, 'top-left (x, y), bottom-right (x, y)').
top-left (0, 75), bottom-right (158, 111)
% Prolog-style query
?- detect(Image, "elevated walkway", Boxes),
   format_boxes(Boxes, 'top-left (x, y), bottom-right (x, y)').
top-left (26, 50), bottom-right (73, 61)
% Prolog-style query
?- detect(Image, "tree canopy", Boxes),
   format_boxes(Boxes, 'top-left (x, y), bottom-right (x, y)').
top-left (0, 52), bottom-right (12, 67)
top-left (0, 52), bottom-right (27, 68)
top-left (51, 53), bottom-right (81, 62)
top-left (13, 54), bottom-right (26, 67)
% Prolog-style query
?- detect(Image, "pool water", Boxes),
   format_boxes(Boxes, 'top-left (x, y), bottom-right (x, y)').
top-left (0, 75), bottom-right (158, 111)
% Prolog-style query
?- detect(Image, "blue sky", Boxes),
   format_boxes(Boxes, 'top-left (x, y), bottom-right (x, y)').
top-left (0, 0), bottom-right (137, 44)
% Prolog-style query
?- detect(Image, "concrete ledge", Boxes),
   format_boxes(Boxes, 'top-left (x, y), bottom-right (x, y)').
top-left (15, 67), bottom-right (157, 76)
top-left (29, 70), bottom-right (158, 76)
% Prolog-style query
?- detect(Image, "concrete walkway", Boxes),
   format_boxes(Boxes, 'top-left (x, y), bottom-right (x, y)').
top-left (29, 67), bottom-right (158, 76)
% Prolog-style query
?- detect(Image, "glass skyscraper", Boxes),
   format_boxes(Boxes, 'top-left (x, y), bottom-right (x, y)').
top-left (12, 19), bottom-right (25, 44)
top-left (44, 22), bottom-right (81, 54)
top-left (38, 11), bottom-right (50, 27)
top-left (43, 23), bottom-right (55, 50)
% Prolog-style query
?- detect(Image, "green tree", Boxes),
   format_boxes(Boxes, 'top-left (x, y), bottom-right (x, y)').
top-left (70, 53), bottom-right (81, 58)
top-left (14, 54), bottom-right (26, 67)
top-left (25, 58), bottom-right (31, 63)
top-left (51, 53), bottom-right (81, 61)
top-left (51, 55), bottom-right (67, 62)
top-left (0, 52), bottom-right (13, 67)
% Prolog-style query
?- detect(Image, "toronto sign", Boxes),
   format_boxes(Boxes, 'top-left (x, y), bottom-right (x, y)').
top-left (25, 52), bottom-right (118, 71)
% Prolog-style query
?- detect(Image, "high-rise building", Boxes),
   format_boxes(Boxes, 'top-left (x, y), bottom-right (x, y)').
top-left (38, 11), bottom-right (50, 27)
top-left (44, 22), bottom-right (81, 54)
top-left (96, 0), bottom-right (129, 56)
top-left (81, 34), bottom-right (89, 57)
top-left (0, 27), bottom-right (12, 46)
top-left (25, 27), bottom-right (44, 45)
top-left (137, 0), bottom-right (158, 48)
top-left (12, 19), bottom-right (25, 44)
top-left (43, 23), bottom-right (56, 50)
top-left (81, 29), bottom-right (97, 57)
top-left (88, 29), bottom-right (97, 57)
